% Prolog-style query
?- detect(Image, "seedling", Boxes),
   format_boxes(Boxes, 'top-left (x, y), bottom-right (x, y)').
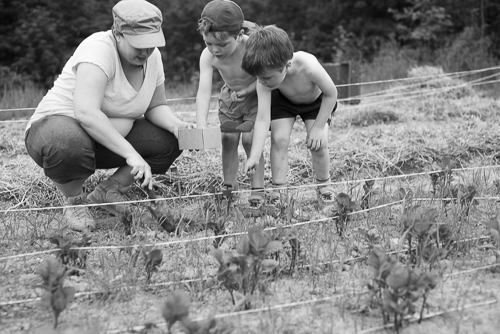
top-left (207, 217), bottom-right (227, 248)
top-left (483, 214), bottom-right (500, 263)
top-left (212, 226), bottom-right (282, 308)
top-left (119, 239), bottom-right (163, 282)
top-left (143, 186), bottom-right (177, 233)
top-left (361, 180), bottom-right (375, 210)
top-left (44, 227), bottom-right (91, 273)
top-left (161, 290), bottom-right (217, 334)
top-left (367, 247), bottom-right (438, 333)
top-left (401, 208), bottom-right (449, 267)
top-left (35, 257), bottom-right (76, 328)
top-left (331, 193), bottom-right (356, 236)
top-left (429, 156), bottom-right (454, 195)
top-left (397, 188), bottom-right (419, 214)
top-left (271, 225), bottom-right (302, 272)
top-left (457, 184), bottom-right (478, 218)
top-left (144, 248), bottom-right (163, 283)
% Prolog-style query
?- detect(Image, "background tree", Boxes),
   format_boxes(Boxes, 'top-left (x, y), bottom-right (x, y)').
top-left (0, 0), bottom-right (498, 89)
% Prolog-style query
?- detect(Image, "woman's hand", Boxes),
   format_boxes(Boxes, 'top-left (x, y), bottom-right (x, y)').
top-left (126, 153), bottom-right (153, 189)
top-left (173, 122), bottom-right (196, 138)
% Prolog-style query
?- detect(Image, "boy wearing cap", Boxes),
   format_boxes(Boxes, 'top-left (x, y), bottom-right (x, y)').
top-left (25, 0), bottom-right (193, 232)
top-left (241, 25), bottom-right (338, 204)
top-left (196, 0), bottom-right (265, 207)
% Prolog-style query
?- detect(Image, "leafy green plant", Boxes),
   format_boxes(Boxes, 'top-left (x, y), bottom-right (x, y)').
top-left (212, 226), bottom-right (282, 309)
top-left (119, 239), bottom-right (162, 283)
top-left (144, 248), bottom-right (163, 283)
top-left (401, 208), bottom-right (450, 267)
top-left (44, 227), bottom-right (91, 273)
top-left (430, 156), bottom-right (453, 196)
top-left (271, 225), bottom-right (302, 272)
top-left (161, 290), bottom-right (218, 334)
top-left (483, 214), bottom-right (500, 264)
top-left (331, 193), bottom-right (357, 236)
top-left (35, 257), bottom-right (76, 328)
top-left (397, 188), bottom-right (419, 215)
top-left (367, 247), bottom-right (438, 333)
top-left (361, 180), bottom-right (375, 210)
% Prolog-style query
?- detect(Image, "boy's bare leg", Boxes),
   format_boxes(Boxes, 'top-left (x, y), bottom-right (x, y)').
top-left (304, 119), bottom-right (330, 180)
top-left (242, 131), bottom-right (265, 189)
top-left (221, 132), bottom-right (241, 188)
top-left (270, 118), bottom-right (296, 185)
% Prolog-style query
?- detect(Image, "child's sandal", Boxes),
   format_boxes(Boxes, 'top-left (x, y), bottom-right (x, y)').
top-left (317, 185), bottom-right (335, 203)
top-left (267, 184), bottom-right (286, 206)
top-left (248, 188), bottom-right (265, 208)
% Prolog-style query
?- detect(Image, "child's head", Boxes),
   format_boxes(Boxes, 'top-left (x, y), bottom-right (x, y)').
top-left (242, 25), bottom-right (294, 88)
top-left (198, 0), bottom-right (244, 41)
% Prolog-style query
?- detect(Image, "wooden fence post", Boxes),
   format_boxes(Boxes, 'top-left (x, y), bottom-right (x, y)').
top-left (323, 61), bottom-right (360, 105)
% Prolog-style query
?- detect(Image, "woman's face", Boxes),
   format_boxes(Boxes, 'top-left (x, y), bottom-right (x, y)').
top-left (116, 34), bottom-right (154, 67)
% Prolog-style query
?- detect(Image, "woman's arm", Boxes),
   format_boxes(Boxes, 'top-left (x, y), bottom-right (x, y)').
top-left (145, 84), bottom-right (194, 138)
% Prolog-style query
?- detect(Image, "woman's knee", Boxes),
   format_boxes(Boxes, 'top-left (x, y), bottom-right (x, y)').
top-left (25, 116), bottom-right (96, 182)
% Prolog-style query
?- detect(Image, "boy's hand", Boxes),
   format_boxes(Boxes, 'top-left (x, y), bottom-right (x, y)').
top-left (242, 158), bottom-right (259, 175)
top-left (306, 128), bottom-right (326, 151)
top-left (230, 90), bottom-right (246, 102)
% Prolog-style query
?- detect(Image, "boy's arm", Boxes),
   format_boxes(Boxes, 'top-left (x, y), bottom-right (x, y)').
top-left (306, 57), bottom-right (338, 150)
top-left (243, 82), bottom-right (271, 174)
top-left (196, 49), bottom-right (215, 128)
top-left (231, 79), bottom-right (257, 101)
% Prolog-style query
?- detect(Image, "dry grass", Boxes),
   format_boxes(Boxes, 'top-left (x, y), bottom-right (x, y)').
top-left (1, 67), bottom-right (500, 334)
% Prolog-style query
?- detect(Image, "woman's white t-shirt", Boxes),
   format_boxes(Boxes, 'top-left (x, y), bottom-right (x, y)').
top-left (26, 30), bottom-right (165, 136)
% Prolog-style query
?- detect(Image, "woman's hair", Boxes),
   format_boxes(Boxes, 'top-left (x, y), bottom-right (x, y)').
top-left (242, 25), bottom-right (294, 77)
top-left (198, 19), bottom-right (241, 41)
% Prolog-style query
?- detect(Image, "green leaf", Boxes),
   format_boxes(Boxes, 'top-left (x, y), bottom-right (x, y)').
top-left (484, 217), bottom-right (500, 233)
top-left (162, 291), bottom-right (190, 328)
top-left (264, 241), bottom-right (282, 254)
top-left (260, 259), bottom-right (279, 272)
top-left (147, 249), bottom-right (163, 268)
top-left (422, 208), bottom-right (439, 222)
top-left (37, 257), bottom-right (65, 286)
top-left (386, 263), bottom-right (410, 289)
top-left (212, 249), bottom-right (224, 265)
top-left (236, 237), bottom-right (250, 255)
top-left (62, 286), bottom-right (76, 304)
top-left (367, 247), bottom-right (386, 272)
top-left (248, 227), bottom-right (268, 255)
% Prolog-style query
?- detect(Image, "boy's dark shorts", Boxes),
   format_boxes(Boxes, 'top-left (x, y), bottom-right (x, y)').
top-left (271, 90), bottom-right (337, 126)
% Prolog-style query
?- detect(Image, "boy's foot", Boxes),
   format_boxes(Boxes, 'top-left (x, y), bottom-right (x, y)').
top-left (64, 193), bottom-right (96, 232)
top-left (87, 178), bottom-right (132, 216)
top-left (268, 184), bottom-right (287, 206)
top-left (217, 184), bottom-right (238, 201)
top-left (248, 189), bottom-right (265, 208)
top-left (317, 184), bottom-right (335, 203)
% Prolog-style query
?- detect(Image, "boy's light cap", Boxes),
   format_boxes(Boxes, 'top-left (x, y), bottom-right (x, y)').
top-left (201, 0), bottom-right (249, 32)
top-left (113, 0), bottom-right (165, 48)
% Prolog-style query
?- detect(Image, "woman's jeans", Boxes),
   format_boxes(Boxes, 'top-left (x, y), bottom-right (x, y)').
top-left (25, 115), bottom-right (182, 184)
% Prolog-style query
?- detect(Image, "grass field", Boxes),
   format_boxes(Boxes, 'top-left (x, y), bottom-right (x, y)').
top-left (1, 66), bottom-right (500, 334)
